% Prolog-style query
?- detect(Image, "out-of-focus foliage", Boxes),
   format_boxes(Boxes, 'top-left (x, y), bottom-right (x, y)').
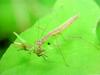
top-left (0, 0), bottom-right (56, 40)
top-left (96, 20), bottom-right (100, 42)
top-left (95, 0), bottom-right (100, 7)
top-left (0, 0), bottom-right (100, 75)
top-left (0, 0), bottom-right (56, 58)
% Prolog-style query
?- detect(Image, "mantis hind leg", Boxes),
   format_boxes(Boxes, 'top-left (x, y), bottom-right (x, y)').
top-left (61, 34), bottom-right (100, 50)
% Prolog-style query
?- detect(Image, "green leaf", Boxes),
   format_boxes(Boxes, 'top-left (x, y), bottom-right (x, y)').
top-left (0, 0), bottom-right (100, 75)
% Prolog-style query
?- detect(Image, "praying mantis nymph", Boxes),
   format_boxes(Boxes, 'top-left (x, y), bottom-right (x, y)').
top-left (34, 14), bottom-right (79, 66)
top-left (13, 14), bottom-right (79, 58)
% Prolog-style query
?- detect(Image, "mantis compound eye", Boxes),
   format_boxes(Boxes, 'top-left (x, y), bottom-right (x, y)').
top-left (47, 42), bottom-right (51, 45)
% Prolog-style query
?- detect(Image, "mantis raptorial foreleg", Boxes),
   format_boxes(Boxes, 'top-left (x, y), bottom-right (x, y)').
top-left (13, 32), bottom-right (34, 52)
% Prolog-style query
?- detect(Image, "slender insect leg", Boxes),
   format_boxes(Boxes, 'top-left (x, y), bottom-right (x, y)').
top-left (61, 34), bottom-right (100, 50)
top-left (42, 55), bottom-right (48, 61)
top-left (79, 37), bottom-right (100, 50)
top-left (39, 49), bottom-right (48, 61)
top-left (51, 35), bottom-right (69, 67)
